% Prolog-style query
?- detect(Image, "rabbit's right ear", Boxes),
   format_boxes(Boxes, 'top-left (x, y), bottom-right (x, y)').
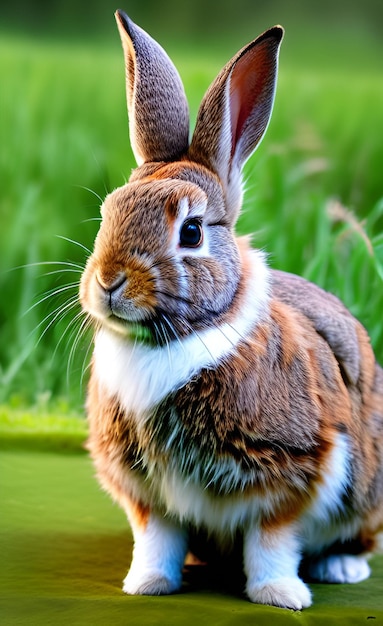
top-left (115, 10), bottom-right (190, 165)
top-left (189, 27), bottom-right (283, 222)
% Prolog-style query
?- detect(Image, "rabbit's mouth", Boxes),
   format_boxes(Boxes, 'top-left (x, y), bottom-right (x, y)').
top-left (102, 313), bottom-right (156, 346)
top-left (105, 313), bottom-right (177, 348)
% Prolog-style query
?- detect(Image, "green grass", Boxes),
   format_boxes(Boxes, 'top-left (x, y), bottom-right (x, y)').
top-left (0, 404), bottom-right (87, 452)
top-left (1, 32), bottom-right (382, 408)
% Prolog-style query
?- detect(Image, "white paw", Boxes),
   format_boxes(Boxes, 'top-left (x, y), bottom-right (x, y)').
top-left (308, 554), bottom-right (371, 584)
top-left (123, 569), bottom-right (182, 596)
top-left (247, 576), bottom-right (312, 610)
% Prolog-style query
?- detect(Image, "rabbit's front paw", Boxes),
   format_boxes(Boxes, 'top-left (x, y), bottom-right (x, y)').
top-left (308, 554), bottom-right (370, 584)
top-left (123, 569), bottom-right (181, 595)
top-left (247, 577), bottom-right (312, 610)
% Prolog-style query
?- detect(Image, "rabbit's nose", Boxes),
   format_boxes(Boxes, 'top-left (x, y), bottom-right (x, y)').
top-left (96, 270), bottom-right (126, 293)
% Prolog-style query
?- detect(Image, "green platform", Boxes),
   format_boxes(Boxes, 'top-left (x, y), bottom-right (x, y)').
top-left (1, 449), bottom-right (382, 625)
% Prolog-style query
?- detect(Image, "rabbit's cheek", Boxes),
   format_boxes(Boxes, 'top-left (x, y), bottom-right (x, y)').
top-left (123, 269), bottom-right (158, 313)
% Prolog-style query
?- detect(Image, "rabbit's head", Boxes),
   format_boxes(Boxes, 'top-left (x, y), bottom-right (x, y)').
top-left (80, 11), bottom-right (283, 343)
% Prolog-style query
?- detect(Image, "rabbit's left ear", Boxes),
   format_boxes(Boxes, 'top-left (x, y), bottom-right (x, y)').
top-left (189, 27), bottom-right (283, 219)
top-left (115, 10), bottom-right (190, 165)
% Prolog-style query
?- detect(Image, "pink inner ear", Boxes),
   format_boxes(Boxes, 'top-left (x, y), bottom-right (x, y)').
top-left (229, 41), bottom-right (273, 156)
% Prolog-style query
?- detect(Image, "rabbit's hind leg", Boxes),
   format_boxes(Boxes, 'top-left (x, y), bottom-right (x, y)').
top-left (307, 553), bottom-right (370, 584)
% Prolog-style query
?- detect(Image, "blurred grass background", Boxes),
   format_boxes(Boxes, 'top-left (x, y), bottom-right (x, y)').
top-left (0, 0), bottom-right (382, 413)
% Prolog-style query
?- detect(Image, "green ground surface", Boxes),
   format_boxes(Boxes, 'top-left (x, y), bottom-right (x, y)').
top-left (1, 433), bottom-right (383, 625)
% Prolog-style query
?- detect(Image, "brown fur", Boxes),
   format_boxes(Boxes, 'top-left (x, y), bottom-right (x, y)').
top-left (80, 11), bottom-right (383, 607)
top-left (86, 273), bottom-right (383, 529)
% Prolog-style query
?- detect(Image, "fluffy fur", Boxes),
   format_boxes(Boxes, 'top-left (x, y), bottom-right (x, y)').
top-left (79, 10), bottom-right (383, 610)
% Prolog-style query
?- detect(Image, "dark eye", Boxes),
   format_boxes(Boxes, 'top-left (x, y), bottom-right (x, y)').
top-left (179, 219), bottom-right (203, 248)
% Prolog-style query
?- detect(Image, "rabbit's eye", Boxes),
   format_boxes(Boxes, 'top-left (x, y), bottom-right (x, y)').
top-left (179, 219), bottom-right (203, 248)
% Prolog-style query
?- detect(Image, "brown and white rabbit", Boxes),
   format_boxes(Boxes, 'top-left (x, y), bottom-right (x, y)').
top-left (80, 10), bottom-right (383, 610)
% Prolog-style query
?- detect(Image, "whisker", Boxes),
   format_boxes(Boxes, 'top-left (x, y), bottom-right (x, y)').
top-left (192, 328), bottom-right (218, 365)
top-left (31, 295), bottom-right (78, 335)
top-left (214, 323), bottom-right (239, 351)
top-left (33, 297), bottom-right (79, 346)
top-left (154, 289), bottom-right (197, 308)
top-left (158, 312), bottom-right (186, 355)
top-left (66, 327), bottom-right (83, 386)
top-left (82, 217), bottom-right (102, 224)
top-left (66, 313), bottom-right (92, 389)
top-left (155, 319), bottom-right (172, 370)
top-left (55, 235), bottom-right (92, 256)
top-left (168, 315), bottom-right (218, 365)
top-left (51, 306), bottom-right (84, 362)
top-left (23, 282), bottom-right (79, 316)
top-left (89, 150), bottom-right (111, 197)
top-left (149, 319), bottom-right (162, 346)
top-left (81, 358), bottom-right (93, 385)
top-left (154, 282), bottom-right (224, 320)
top-left (41, 268), bottom-right (83, 277)
top-left (7, 260), bottom-right (85, 274)
top-left (74, 184), bottom-right (104, 204)
top-left (80, 318), bottom-right (96, 389)
top-left (224, 320), bottom-right (247, 343)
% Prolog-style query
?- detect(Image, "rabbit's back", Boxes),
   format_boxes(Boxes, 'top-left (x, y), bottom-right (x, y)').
top-left (272, 269), bottom-right (383, 548)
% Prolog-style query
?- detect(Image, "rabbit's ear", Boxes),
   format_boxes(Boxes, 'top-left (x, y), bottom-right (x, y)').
top-left (189, 27), bottom-right (283, 221)
top-left (115, 10), bottom-right (190, 165)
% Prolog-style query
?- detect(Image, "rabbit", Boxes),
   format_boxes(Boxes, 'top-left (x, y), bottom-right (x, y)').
top-left (79, 9), bottom-right (383, 610)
